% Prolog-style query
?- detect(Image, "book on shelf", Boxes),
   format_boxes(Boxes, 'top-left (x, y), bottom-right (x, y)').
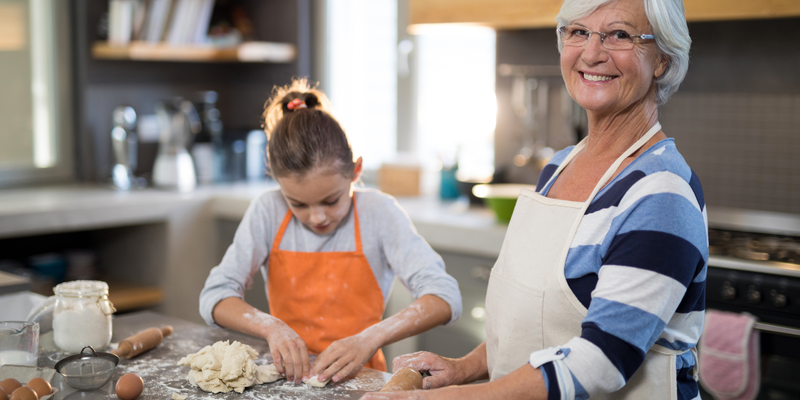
top-left (109, 0), bottom-right (215, 46)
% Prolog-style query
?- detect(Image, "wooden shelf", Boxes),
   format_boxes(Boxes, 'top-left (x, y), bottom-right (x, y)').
top-left (408, 0), bottom-right (800, 30)
top-left (106, 281), bottom-right (164, 312)
top-left (92, 41), bottom-right (296, 63)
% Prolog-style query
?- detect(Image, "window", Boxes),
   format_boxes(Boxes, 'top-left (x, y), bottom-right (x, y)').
top-left (0, 0), bottom-right (73, 186)
top-left (413, 25), bottom-right (496, 181)
top-left (324, 0), bottom-right (397, 171)
top-left (322, 1), bottom-right (496, 186)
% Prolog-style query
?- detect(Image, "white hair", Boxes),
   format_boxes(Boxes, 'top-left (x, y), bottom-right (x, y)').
top-left (555, 0), bottom-right (691, 106)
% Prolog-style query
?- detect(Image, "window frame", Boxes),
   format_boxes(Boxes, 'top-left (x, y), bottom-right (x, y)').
top-left (0, 0), bottom-right (74, 187)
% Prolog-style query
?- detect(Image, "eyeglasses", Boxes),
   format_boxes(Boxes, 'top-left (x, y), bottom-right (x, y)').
top-left (557, 25), bottom-right (655, 50)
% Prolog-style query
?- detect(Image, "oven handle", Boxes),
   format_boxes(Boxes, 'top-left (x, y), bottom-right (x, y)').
top-left (754, 322), bottom-right (800, 338)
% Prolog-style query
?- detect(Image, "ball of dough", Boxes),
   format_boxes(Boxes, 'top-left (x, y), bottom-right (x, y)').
top-left (115, 373), bottom-right (144, 400)
top-left (25, 378), bottom-right (52, 398)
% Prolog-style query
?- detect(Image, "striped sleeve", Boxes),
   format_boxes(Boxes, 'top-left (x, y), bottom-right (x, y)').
top-left (533, 162), bottom-right (707, 399)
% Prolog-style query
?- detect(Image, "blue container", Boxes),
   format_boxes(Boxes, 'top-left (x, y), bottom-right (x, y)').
top-left (440, 167), bottom-right (460, 200)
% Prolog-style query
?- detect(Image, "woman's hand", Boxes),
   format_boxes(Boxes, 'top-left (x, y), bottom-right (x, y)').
top-left (313, 332), bottom-right (381, 383)
top-left (392, 352), bottom-right (462, 389)
top-left (264, 320), bottom-right (311, 384)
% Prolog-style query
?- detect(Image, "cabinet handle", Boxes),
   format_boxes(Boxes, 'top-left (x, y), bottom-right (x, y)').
top-left (471, 266), bottom-right (491, 282)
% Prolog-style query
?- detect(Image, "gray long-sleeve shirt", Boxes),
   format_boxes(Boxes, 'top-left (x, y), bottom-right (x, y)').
top-left (199, 188), bottom-right (462, 328)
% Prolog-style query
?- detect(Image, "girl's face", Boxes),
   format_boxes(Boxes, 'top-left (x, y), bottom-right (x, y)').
top-left (276, 158), bottom-right (362, 235)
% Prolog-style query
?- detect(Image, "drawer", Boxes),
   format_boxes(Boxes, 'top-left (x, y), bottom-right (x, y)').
top-left (439, 251), bottom-right (495, 292)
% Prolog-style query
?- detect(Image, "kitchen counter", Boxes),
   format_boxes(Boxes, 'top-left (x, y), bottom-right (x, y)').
top-left (0, 182), bottom-right (507, 327)
top-left (38, 311), bottom-right (392, 400)
top-left (0, 183), bottom-right (507, 258)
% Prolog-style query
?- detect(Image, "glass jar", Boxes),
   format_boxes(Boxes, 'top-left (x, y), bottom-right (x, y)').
top-left (51, 281), bottom-right (116, 353)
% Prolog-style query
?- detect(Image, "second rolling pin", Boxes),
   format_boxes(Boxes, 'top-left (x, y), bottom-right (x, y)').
top-left (110, 326), bottom-right (173, 359)
top-left (380, 367), bottom-right (424, 392)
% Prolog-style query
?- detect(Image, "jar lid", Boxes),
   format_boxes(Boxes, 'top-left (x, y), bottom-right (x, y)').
top-left (54, 280), bottom-right (109, 297)
top-left (55, 346), bottom-right (119, 390)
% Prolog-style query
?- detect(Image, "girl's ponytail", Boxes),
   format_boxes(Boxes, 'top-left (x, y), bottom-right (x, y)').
top-left (262, 79), bottom-right (354, 179)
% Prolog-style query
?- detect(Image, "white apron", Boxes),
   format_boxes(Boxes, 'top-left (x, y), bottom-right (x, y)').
top-left (485, 122), bottom-right (693, 399)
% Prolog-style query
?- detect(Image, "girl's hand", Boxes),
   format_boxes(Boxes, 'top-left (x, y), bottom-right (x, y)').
top-left (313, 333), bottom-right (380, 383)
top-left (265, 321), bottom-right (311, 384)
top-left (392, 352), bottom-right (461, 389)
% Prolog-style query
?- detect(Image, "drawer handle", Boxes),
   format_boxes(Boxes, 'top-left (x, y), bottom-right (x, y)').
top-left (471, 266), bottom-right (491, 282)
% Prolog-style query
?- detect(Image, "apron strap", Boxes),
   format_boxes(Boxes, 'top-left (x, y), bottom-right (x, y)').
top-left (271, 209), bottom-right (295, 253)
top-left (542, 122), bottom-right (662, 198)
top-left (352, 195), bottom-right (363, 254)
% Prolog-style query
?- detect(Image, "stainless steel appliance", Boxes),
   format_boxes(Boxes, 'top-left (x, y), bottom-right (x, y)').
top-left (705, 208), bottom-right (800, 399)
top-left (152, 98), bottom-right (202, 192)
top-left (111, 106), bottom-right (138, 191)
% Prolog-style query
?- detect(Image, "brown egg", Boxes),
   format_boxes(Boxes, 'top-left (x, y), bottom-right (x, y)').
top-left (25, 378), bottom-right (51, 398)
top-left (0, 387), bottom-right (8, 400)
top-left (115, 373), bottom-right (143, 400)
top-left (0, 380), bottom-right (20, 397)
top-left (9, 387), bottom-right (37, 400)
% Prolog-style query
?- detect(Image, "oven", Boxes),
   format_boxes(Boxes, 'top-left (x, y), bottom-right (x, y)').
top-left (703, 208), bottom-right (800, 400)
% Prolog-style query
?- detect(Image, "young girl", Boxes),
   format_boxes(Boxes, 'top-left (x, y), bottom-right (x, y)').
top-left (199, 79), bottom-right (462, 385)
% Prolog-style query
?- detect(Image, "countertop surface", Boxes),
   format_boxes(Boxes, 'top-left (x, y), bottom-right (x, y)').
top-left (0, 183), bottom-right (508, 258)
top-left (38, 311), bottom-right (392, 400)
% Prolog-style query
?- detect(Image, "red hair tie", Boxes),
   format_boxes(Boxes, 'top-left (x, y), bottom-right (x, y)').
top-left (287, 98), bottom-right (307, 110)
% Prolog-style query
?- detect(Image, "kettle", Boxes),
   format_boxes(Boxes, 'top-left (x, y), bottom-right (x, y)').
top-left (152, 97), bottom-right (202, 192)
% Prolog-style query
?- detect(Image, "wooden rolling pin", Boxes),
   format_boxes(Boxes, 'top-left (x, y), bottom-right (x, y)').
top-left (111, 326), bottom-right (173, 359)
top-left (380, 367), bottom-right (423, 392)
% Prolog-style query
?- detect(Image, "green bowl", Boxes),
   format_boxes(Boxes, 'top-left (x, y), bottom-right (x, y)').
top-left (472, 184), bottom-right (538, 222)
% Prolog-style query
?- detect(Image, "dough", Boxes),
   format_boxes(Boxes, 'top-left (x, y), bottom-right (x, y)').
top-left (303, 375), bottom-right (331, 387)
top-left (171, 394), bottom-right (188, 400)
top-left (177, 340), bottom-right (283, 393)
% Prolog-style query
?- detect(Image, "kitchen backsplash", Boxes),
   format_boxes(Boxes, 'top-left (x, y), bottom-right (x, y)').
top-left (661, 92), bottom-right (800, 215)
top-left (495, 17), bottom-right (800, 215)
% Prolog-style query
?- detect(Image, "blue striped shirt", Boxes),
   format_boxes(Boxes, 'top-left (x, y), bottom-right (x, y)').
top-left (532, 139), bottom-right (707, 400)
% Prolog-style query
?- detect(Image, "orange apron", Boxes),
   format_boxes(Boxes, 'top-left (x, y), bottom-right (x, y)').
top-left (267, 197), bottom-right (387, 371)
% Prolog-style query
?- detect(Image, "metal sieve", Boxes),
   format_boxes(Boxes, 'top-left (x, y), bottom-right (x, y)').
top-left (54, 346), bottom-right (119, 391)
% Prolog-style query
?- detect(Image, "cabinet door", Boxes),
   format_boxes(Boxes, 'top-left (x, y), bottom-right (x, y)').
top-left (409, 0), bottom-right (800, 29)
top-left (418, 251), bottom-right (495, 358)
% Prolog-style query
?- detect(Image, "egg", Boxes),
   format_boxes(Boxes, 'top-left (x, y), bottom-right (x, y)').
top-left (9, 387), bottom-right (37, 400)
top-left (115, 373), bottom-right (143, 400)
top-left (0, 387), bottom-right (8, 400)
top-left (24, 378), bottom-right (51, 398)
top-left (0, 380), bottom-right (21, 396)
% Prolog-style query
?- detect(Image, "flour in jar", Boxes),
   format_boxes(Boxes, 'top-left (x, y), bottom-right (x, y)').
top-left (53, 307), bottom-right (112, 353)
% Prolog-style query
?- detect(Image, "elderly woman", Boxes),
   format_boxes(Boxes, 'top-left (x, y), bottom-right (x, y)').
top-left (363, 0), bottom-right (706, 399)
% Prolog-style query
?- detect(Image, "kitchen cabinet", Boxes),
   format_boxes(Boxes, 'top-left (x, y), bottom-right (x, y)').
top-left (72, 0), bottom-right (312, 182)
top-left (417, 250), bottom-right (495, 358)
top-left (0, 224), bottom-right (166, 312)
top-left (408, 0), bottom-right (800, 29)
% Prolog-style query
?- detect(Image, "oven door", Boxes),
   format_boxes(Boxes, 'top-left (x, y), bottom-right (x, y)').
top-left (704, 265), bottom-right (800, 399)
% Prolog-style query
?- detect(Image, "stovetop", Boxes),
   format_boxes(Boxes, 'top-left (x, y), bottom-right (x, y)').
top-left (707, 207), bottom-right (800, 278)
top-left (710, 229), bottom-right (800, 264)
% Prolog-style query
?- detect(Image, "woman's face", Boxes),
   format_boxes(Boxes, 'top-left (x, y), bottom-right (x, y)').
top-left (560, 0), bottom-right (667, 116)
top-left (277, 161), bottom-right (360, 235)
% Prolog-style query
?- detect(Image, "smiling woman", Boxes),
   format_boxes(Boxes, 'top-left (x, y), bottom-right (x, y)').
top-left (0, 0), bottom-right (73, 186)
top-left (368, 0), bottom-right (706, 399)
